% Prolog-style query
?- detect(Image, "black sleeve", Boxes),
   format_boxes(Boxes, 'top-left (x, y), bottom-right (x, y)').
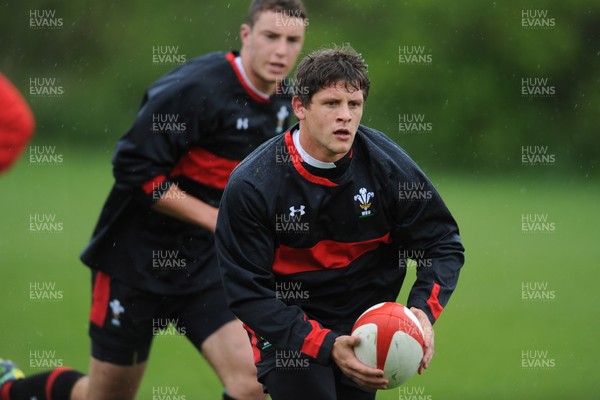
top-left (391, 154), bottom-right (465, 325)
top-left (216, 177), bottom-right (339, 365)
top-left (111, 81), bottom-right (210, 204)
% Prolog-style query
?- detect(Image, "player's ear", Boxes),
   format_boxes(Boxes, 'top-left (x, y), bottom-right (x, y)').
top-left (240, 23), bottom-right (251, 45)
top-left (292, 96), bottom-right (307, 120)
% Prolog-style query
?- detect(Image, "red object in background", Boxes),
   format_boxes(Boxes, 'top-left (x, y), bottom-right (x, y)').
top-left (0, 72), bottom-right (35, 173)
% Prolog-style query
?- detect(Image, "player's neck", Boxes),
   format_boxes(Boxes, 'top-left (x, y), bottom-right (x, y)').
top-left (293, 129), bottom-right (353, 181)
top-left (239, 52), bottom-right (276, 95)
top-left (295, 128), bottom-right (348, 165)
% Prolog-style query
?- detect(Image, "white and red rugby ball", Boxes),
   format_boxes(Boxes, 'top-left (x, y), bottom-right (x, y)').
top-left (351, 302), bottom-right (425, 388)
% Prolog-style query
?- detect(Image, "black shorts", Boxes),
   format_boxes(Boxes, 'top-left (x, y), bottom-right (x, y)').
top-left (263, 361), bottom-right (376, 400)
top-left (252, 331), bottom-right (375, 400)
top-left (88, 269), bottom-right (235, 366)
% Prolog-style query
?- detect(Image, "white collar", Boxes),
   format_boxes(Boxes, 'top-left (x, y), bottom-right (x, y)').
top-left (292, 129), bottom-right (336, 169)
top-left (234, 56), bottom-right (270, 101)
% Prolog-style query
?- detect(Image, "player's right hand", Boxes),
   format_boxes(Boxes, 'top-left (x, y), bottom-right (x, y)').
top-left (331, 335), bottom-right (388, 390)
top-left (410, 307), bottom-right (435, 375)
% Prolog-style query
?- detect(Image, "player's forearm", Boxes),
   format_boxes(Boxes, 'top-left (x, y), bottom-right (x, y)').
top-left (398, 180), bottom-right (465, 324)
top-left (406, 250), bottom-right (464, 324)
top-left (218, 243), bottom-right (337, 363)
top-left (152, 184), bottom-right (218, 232)
top-left (231, 295), bottom-right (338, 364)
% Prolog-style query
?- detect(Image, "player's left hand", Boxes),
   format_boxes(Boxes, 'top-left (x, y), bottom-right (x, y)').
top-left (409, 307), bottom-right (434, 374)
top-left (331, 335), bottom-right (389, 390)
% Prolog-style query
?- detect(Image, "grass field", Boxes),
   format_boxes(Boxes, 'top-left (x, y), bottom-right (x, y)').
top-left (1, 146), bottom-right (598, 399)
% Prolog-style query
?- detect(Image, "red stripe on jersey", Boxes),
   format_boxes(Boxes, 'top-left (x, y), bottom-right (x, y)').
top-left (284, 132), bottom-right (338, 187)
top-left (1, 379), bottom-right (13, 399)
top-left (225, 52), bottom-right (270, 104)
top-left (273, 232), bottom-right (393, 275)
top-left (301, 319), bottom-right (331, 359)
top-left (426, 282), bottom-right (443, 320)
top-left (170, 147), bottom-right (240, 190)
top-left (90, 271), bottom-right (111, 327)
top-left (46, 367), bottom-right (72, 400)
top-left (142, 174), bottom-right (167, 195)
top-left (243, 324), bottom-right (262, 364)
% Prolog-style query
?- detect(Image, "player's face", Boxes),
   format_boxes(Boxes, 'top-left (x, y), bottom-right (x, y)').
top-left (293, 83), bottom-right (364, 163)
top-left (240, 10), bottom-right (305, 94)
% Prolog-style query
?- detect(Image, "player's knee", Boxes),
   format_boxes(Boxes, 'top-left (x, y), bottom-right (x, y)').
top-left (225, 385), bottom-right (266, 400)
top-left (224, 372), bottom-right (265, 400)
top-left (86, 383), bottom-right (137, 400)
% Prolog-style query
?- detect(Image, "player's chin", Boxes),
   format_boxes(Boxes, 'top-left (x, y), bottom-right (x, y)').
top-left (332, 135), bottom-right (354, 148)
top-left (330, 143), bottom-right (352, 157)
top-left (264, 67), bottom-right (290, 82)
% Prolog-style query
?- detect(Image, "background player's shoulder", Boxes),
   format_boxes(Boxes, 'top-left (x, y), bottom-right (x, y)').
top-left (147, 51), bottom-right (232, 96)
top-left (179, 51), bottom-right (231, 79)
top-left (228, 134), bottom-right (286, 188)
top-left (135, 51), bottom-right (236, 118)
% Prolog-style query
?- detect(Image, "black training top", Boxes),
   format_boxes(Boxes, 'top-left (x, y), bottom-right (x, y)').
top-left (216, 125), bottom-right (465, 370)
top-left (81, 51), bottom-right (294, 295)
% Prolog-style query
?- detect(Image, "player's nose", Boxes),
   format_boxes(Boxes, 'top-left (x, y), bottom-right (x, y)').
top-left (336, 103), bottom-right (352, 122)
top-left (274, 37), bottom-right (288, 57)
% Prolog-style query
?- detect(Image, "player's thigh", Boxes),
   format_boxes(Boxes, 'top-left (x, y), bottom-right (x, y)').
top-left (333, 364), bottom-right (377, 400)
top-left (88, 270), bottom-right (156, 365)
top-left (263, 363), bottom-right (337, 400)
top-left (177, 269), bottom-right (250, 378)
top-left (87, 270), bottom-right (156, 399)
top-left (199, 319), bottom-right (256, 375)
top-left (177, 279), bottom-right (263, 398)
top-left (191, 319), bottom-right (265, 399)
top-left (86, 357), bottom-right (146, 400)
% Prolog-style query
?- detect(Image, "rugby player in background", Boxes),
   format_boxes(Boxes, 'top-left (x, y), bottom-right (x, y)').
top-left (0, 1), bottom-right (307, 399)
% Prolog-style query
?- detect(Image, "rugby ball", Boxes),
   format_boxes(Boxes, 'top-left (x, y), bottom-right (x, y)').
top-left (351, 302), bottom-right (425, 388)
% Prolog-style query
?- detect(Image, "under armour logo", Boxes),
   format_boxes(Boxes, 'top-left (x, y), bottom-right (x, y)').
top-left (289, 205), bottom-right (305, 217)
top-left (236, 117), bottom-right (249, 130)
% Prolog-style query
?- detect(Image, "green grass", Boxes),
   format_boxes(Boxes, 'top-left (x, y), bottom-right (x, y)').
top-left (1, 148), bottom-right (598, 399)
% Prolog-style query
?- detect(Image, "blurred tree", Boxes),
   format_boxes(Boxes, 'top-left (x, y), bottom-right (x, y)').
top-left (1, 0), bottom-right (597, 174)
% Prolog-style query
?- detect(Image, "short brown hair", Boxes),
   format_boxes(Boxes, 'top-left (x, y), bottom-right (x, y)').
top-left (246, 0), bottom-right (308, 27)
top-left (293, 45), bottom-right (370, 105)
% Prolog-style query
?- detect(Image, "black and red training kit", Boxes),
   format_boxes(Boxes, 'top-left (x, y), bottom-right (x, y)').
top-left (216, 125), bottom-right (465, 380)
top-left (81, 51), bottom-right (293, 296)
top-left (80, 51), bottom-right (293, 364)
